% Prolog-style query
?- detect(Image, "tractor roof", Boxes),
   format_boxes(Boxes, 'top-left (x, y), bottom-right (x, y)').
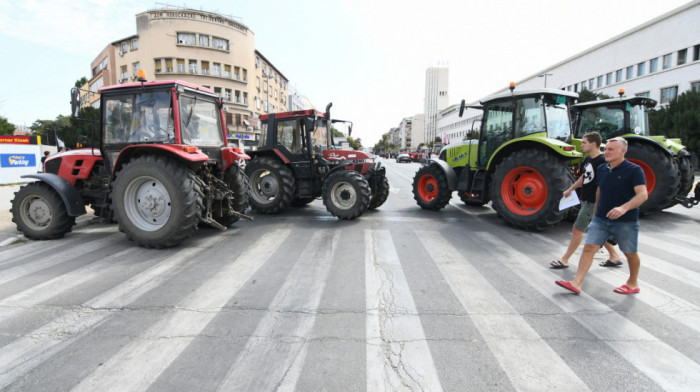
top-left (481, 88), bottom-right (579, 104)
top-left (99, 80), bottom-right (216, 96)
top-left (260, 109), bottom-right (327, 121)
top-left (573, 96), bottom-right (657, 109)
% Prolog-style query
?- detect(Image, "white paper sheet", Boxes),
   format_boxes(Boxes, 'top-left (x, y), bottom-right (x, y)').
top-left (559, 192), bottom-right (580, 211)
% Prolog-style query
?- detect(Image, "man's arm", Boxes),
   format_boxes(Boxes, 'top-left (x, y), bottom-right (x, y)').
top-left (606, 184), bottom-right (648, 220)
top-left (564, 175), bottom-right (584, 197)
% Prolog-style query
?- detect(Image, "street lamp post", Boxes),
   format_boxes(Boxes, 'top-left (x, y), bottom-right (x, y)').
top-left (538, 73), bottom-right (554, 88)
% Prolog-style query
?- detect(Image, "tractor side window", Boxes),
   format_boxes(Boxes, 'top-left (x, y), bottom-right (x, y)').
top-left (480, 101), bottom-right (513, 166)
top-left (515, 97), bottom-right (545, 137)
top-left (104, 97), bottom-right (133, 143)
top-left (311, 118), bottom-right (329, 153)
top-left (179, 95), bottom-right (224, 146)
top-left (128, 92), bottom-right (173, 143)
top-left (629, 105), bottom-right (649, 136)
top-left (276, 119), bottom-right (305, 154)
top-left (544, 98), bottom-right (571, 142)
top-left (258, 123), bottom-right (268, 147)
top-left (577, 107), bottom-right (624, 140)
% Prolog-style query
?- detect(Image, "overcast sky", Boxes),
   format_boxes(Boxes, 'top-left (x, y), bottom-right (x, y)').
top-left (0, 0), bottom-right (692, 146)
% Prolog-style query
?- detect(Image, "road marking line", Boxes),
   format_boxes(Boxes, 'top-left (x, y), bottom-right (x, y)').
top-left (638, 232), bottom-right (698, 264)
top-left (70, 229), bottom-right (291, 392)
top-left (477, 231), bottom-right (700, 392)
top-left (418, 230), bottom-right (589, 391)
top-left (365, 229), bottom-right (443, 392)
top-left (217, 230), bottom-right (340, 391)
top-left (0, 234), bottom-right (233, 390)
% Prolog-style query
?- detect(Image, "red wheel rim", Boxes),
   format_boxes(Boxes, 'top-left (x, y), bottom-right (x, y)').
top-left (418, 174), bottom-right (438, 202)
top-left (501, 166), bottom-right (547, 216)
top-left (627, 159), bottom-right (656, 195)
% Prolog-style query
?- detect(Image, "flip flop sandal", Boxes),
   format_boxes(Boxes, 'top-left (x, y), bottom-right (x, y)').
top-left (555, 280), bottom-right (581, 294)
top-left (550, 260), bottom-right (569, 269)
top-left (614, 284), bottom-right (640, 295)
top-left (600, 260), bottom-right (623, 267)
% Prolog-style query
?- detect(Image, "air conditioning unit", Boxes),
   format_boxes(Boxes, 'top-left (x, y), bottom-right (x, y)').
top-left (223, 107), bottom-right (228, 112)
top-left (119, 51), bottom-right (124, 57)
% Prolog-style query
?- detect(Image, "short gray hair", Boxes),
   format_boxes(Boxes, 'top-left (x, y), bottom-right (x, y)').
top-left (607, 137), bottom-right (628, 150)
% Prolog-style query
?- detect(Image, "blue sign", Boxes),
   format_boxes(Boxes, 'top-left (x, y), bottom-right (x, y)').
top-left (1, 154), bottom-right (36, 168)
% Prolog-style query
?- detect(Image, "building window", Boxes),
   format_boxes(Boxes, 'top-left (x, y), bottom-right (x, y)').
top-left (177, 32), bottom-right (196, 45)
top-left (201, 61), bottom-right (209, 75)
top-left (199, 35), bottom-right (209, 47)
top-left (235, 90), bottom-right (241, 103)
top-left (120, 42), bottom-right (127, 53)
top-left (189, 60), bottom-right (197, 74)
top-left (154, 59), bottom-right (162, 73)
top-left (234, 66), bottom-right (241, 80)
top-left (176, 59), bottom-right (185, 73)
top-left (605, 72), bottom-right (612, 85)
top-left (694, 44), bottom-right (700, 61)
top-left (637, 62), bottom-right (645, 77)
top-left (581, 81), bottom-right (588, 91)
top-left (133, 62), bottom-right (140, 76)
top-left (677, 48), bottom-right (687, 66)
top-left (256, 56), bottom-right (260, 68)
top-left (212, 37), bottom-right (229, 50)
top-left (214, 87), bottom-right (222, 98)
top-left (597, 75), bottom-right (603, 88)
top-left (165, 59), bottom-right (174, 73)
top-left (660, 86), bottom-right (678, 104)
top-left (566, 85), bottom-right (571, 91)
top-left (626, 66), bottom-right (634, 80)
top-left (120, 65), bottom-right (127, 82)
top-left (224, 65), bottom-right (231, 78)
top-left (635, 91), bottom-right (650, 97)
top-left (131, 38), bottom-right (138, 50)
top-left (242, 69), bottom-right (247, 82)
top-left (649, 58), bottom-right (658, 73)
top-left (574, 83), bottom-right (578, 92)
top-left (213, 63), bottom-right (221, 77)
top-left (225, 89), bottom-right (232, 102)
top-left (692, 81), bottom-right (700, 92)
top-left (615, 69), bottom-right (623, 83)
top-left (588, 79), bottom-right (594, 90)
top-left (663, 53), bottom-right (672, 69)
top-left (243, 92), bottom-right (248, 105)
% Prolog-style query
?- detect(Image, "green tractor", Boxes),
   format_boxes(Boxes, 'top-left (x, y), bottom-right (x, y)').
top-left (412, 84), bottom-right (581, 230)
top-left (571, 92), bottom-right (697, 213)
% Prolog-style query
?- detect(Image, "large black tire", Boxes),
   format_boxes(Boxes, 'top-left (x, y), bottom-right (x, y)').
top-left (214, 164), bottom-right (249, 227)
top-left (412, 163), bottom-right (452, 210)
top-left (490, 150), bottom-right (572, 231)
top-left (458, 192), bottom-right (487, 207)
top-left (11, 182), bottom-right (76, 240)
top-left (626, 143), bottom-right (679, 215)
top-left (368, 175), bottom-right (390, 210)
top-left (245, 156), bottom-right (295, 214)
top-left (112, 155), bottom-right (200, 248)
top-left (291, 197), bottom-right (315, 207)
top-left (322, 170), bottom-right (371, 220)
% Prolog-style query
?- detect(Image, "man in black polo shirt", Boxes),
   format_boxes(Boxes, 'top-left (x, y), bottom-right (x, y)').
top-left (556, 137), bottom-right (647, 295)
top-left (550, 131), bottom-right (622, 269)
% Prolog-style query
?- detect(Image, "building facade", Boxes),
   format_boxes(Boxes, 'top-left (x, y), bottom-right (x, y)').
top-left (424, 67), bottom-right (449, 144)
top-left (86, 7), bottom-right (289, 145)
top-left (436, 104), bottom-right (481, 146)
top-left (497, 1), bottom-right (700, 106)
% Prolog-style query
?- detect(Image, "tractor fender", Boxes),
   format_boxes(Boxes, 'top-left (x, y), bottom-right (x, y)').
top-left (20, 173), bottom-right (87, 217)
top-left (621, 136), bottom-right (673, 159)
top-left (487, 139), bottom-right (580, 171)
top-left (113, 145), bottom-right (209, 174)
top-left (221, 147), bottom-right (250, 170)
top-left (429, 159), bottom-right (457, 191)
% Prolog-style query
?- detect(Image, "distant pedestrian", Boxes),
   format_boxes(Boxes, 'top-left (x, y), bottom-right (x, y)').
top-left (41, 151), bottom-right (50, 164)
top-left (550, 132), bottom-right (622, 269)
top-left (556, 137), bottom-right (647, 295)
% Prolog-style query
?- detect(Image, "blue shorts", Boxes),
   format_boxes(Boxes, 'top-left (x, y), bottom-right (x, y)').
top-left (585, 216), bottom-right (640, 254)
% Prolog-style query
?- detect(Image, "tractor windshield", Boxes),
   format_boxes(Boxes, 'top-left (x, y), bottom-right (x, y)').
top-left (514, 96), bottom-right (570, 142)
top-left (312, 118), bottom-right (330, 152)
top-left (576, 106), bottom-right (624, 140)
top-left (104, 91), bottom-right (174, 144)
top-left (544, 98), bottom-right (571, 142)
top-left (179, 94), bottom-right (224, 147)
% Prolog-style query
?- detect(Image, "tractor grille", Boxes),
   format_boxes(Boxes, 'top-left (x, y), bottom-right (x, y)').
top-left (45, 158), bottom-right (62, 175)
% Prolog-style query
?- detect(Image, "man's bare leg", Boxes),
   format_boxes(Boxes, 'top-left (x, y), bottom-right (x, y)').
top-left (570, 244), bottom-right (602, 290)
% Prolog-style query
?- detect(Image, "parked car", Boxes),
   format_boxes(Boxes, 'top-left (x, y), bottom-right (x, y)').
top-left (396, 153), bottom-right (411, 163)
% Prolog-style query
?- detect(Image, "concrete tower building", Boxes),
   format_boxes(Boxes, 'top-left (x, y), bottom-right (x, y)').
top-left (424, 67), bottom-right (449, 144)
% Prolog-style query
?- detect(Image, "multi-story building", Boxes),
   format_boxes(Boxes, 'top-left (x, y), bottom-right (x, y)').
top-left (424, 67), bottom-right (449, 144)
top-left (85, 7), bottom-right (288, 145)
top-left (495, 1), bottom-right (699, 107)
top-left (288, 84), bottom-right (314, 112)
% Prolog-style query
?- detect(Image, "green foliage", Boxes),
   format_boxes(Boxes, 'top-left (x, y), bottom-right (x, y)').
top-left (373, 132), bottom-right (392, 152)
top-left (30, 107), bottom-right (100, 148)
top-left (347, 136), bottom-right (362, 150)
top-left (577, 90), bottom-right (612, 103)
top-left (0, 116), bottom-right (15, 135)
top-left (649, 90), bottom-right (700, 152)
top-left (331, 127), bottom-right (344, 137)
top-left (75, 77), bottom-right (88, 88)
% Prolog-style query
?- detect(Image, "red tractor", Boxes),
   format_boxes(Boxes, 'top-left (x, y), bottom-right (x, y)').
top-left (11, 71), bottom-right (251, 248)
top-left (245, 104), bottom-right (389, 219)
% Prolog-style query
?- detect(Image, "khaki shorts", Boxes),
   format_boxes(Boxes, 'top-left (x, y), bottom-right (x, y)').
top-left (573, 201), bottom-right (595, 232)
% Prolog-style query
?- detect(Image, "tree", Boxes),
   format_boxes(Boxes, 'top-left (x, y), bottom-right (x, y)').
top-left (649, 90), bottom-right (700, 152)
top-left (347, 136), bottom-right (362, 150)
top-left (577, 90), bottom-right (612, 103)
top-left (75, 77), bottom-right (88, 88)
top-left (30, 106), bottom-right (99, 148)
top-left (331, 127), bottom-right (344, 138)
top-left (0, 116), bottom-right (14, 135)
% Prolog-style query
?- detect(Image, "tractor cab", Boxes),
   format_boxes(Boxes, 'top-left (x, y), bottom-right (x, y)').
top-left (572, 95), bottom-right (656, 142)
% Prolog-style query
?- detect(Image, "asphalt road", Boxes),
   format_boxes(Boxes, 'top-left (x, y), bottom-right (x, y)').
top-left (0, 158), bottom-right (699, 391)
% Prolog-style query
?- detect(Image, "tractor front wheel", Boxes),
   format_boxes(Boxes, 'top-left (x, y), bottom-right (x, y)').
top-left (112, 155), bottom-right (200, 248)
top-left (490, 150), bottom-right (572, 231)
top-left (245, 157), bottom-right (295, 214)
top-left (12, 182), bottom-right (75, 240)
top-left (369, 175), bottom-right (390, 210)
top-left (626, 143), bottom-right (679, 214)
top-left (322, 170), bottom-right (371, 220)
top-left (412, 164), bottom-right (452, 210)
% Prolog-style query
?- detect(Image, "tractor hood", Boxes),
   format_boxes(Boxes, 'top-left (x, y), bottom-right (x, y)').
top-left (323, 149), bottom-right (374, 162)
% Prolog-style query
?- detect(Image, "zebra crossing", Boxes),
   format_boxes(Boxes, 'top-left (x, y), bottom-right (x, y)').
top-left (0, 218), bottom-right (698, 391)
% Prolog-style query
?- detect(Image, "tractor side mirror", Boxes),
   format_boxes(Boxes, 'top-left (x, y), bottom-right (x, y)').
top-left (459, 99), bottom-right (466, 118)
top-left (348, 124), bottom-right (352, 137)
top-left (70, 88), bottom-right (81, 118)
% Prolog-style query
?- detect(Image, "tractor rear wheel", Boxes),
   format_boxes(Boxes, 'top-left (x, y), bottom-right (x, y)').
top-left (490, 150), bottom-right (572, 231)
top-left (12, 182), bottom-right (76, 240)
top-left (245, 157), bottom-right (295, 214)
top-left (214, 164), bottom-right (249, 227)
top-left (413, 163), bottom-right (452, 210)
top-left (369, 175), bottom-right (390, 210)
top-left (626, 143), bottom-right (679, 214)
top-left (112, 155), bottom-right (200, 248)
top-left (322, 170), bottom-right (371, 220)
